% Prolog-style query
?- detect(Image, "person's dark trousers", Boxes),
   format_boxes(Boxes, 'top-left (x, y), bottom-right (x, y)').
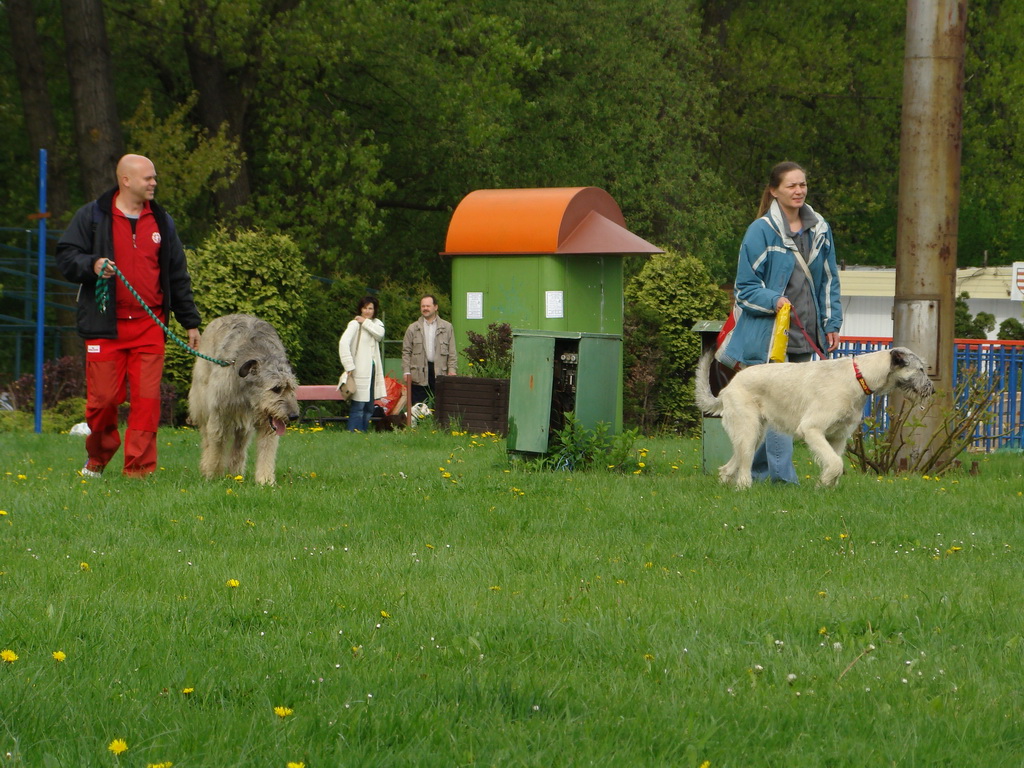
top-left (411, 362), bottom-right (436, 406)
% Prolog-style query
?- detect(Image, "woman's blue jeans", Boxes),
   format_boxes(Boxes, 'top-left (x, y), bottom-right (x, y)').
top-left (750, 352), bottom-right (812, 484)
top-left (348, 399), bottom-right (374, 432)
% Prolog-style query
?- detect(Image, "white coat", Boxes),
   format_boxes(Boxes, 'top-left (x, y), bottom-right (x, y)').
top-left (339, 318), bottom-right (386, 402)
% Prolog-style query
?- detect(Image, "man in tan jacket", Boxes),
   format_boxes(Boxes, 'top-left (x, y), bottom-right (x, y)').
top-left (402, 295), bottom-right (458, 406)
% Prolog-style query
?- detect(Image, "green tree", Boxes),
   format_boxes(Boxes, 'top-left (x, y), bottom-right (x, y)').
top-left (997, 317), bottom-right (1024, 341)
top-left (700, 0), bottom-right (906, 268)
top-left (959, 2), bottom-right (1024, 266)
top-left (954, 292), bottom-right (995, 339)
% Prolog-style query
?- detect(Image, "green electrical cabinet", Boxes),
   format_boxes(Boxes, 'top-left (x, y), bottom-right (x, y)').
top-left (507, 330), bottom-right (621, 454)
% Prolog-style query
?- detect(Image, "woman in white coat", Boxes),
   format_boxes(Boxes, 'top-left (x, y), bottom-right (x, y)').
top-left (339, 296), bottom-right (386, 432)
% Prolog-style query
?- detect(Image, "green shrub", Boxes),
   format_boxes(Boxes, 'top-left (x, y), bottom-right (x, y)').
top-left (0, 397), bottom-right (86, 433)
top-left (624, 250), bottom-right (731, 432)
top-left (164, 228), bottom-right (310, 406)
top-left (463, 323), bottom-right (512, 378)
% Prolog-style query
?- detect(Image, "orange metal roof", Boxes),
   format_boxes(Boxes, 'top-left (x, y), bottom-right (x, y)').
top-left (442, 187), bottom-right (663, 255)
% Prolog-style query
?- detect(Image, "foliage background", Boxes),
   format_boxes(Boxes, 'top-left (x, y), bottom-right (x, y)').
top-left (3, 0), bottom-right (1024, 282)
top-left (2, 0), bottom-right (1022, 428)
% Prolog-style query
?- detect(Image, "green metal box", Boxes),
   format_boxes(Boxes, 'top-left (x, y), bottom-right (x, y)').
top-left (507, 330), bottom-right (622, 454)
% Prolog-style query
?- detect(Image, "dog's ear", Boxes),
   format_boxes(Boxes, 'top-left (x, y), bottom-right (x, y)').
top-left (238, 359), bottom-right (259, 378)
top-left (889, 347), bottom-right (909, 368)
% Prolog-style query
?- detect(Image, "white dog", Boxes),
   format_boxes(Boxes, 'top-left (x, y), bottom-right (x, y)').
top-left (695, 347), bottom-right (934, 488)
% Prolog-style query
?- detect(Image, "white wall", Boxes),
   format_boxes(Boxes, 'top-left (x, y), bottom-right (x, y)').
top-left (839, 294), bottom-right (1022, 339)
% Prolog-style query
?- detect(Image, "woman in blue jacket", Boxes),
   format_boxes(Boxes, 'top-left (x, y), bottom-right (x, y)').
top-left (717, 161), bottom-right (843, 483)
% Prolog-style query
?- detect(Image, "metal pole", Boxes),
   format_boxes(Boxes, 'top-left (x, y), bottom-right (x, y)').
top-left (34, 149), bottom-right (48, 433)
top-left (893, 0), bottom-right (967, 464)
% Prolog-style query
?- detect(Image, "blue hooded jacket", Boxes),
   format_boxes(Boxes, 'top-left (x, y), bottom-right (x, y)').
top-left (717, 199), bottom-right (843, 369)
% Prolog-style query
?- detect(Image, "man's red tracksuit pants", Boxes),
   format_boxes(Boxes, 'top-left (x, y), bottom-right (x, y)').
top-left (84, 317), bottom-right (165, 477)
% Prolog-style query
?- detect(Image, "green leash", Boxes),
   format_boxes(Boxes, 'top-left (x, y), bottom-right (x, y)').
top-left (95, 259), bottom-right (232, 367)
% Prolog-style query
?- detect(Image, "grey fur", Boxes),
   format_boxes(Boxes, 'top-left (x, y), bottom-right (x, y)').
top-left (188, 314), bottom-right (300, 485)
top-left (695, 347), bottom-right (935, 489)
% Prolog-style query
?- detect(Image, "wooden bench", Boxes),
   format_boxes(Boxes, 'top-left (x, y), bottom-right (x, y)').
top-left (295, 383), bottom-right (409, 429)
top-left (295, 385), bottom-right (348, 424)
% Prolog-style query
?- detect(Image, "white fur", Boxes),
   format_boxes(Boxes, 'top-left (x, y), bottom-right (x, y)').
top-left (695, 347), bottom-right (934, 489)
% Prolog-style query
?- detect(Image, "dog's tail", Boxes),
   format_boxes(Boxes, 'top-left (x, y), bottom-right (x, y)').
top-left (694, 350), bottom-right (724, 416)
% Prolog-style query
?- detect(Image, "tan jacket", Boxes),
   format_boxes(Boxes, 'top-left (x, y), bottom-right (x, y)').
top-left (402, 317), bottom-right (457, 385)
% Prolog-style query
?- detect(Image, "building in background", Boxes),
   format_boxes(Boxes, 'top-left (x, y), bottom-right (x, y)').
top-left (840, 264), bottom-right (1022, 338)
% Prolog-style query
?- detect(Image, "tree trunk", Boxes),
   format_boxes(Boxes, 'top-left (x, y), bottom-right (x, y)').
top-left (6, 0), bottom-right (71, 219)
top-left (182, 3), bottom-right (252, 215)
top-left (60, 0), bottom-right (124, 200)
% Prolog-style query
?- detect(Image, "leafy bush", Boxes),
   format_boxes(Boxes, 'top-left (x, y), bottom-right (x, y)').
top-left (164, 228), bottom-right (310, 408)
top-left (6, 356), bottom-right (85, 411)
top-left (462, 323), bottom-right (512, 378)
top-left (624, 250), bottom-right (731, 432)
top-left (0, 396), bottom-right (85, 433)
top-left (540, 412), bottom-right (641, 472)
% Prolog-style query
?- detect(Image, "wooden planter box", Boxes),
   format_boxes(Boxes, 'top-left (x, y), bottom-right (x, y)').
top-left (434, 375), bottom-right (510, 435)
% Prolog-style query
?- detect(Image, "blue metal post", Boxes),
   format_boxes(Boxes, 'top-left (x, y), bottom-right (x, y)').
top-left (34, 149), bottom-right (48, 433)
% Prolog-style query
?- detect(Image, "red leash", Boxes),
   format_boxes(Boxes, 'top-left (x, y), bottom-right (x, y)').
top-left (788, 308), bottom-right (828, 359)
top-left (790, 307), bottom-right (871, 394)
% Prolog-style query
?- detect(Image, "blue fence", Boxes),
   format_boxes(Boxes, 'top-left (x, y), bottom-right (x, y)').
top-left (837, 337), bottom-right (1024, 452)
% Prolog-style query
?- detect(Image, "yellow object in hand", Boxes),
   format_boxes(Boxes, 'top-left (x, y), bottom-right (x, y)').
top-left (768, 303), bottom-right (791, 363)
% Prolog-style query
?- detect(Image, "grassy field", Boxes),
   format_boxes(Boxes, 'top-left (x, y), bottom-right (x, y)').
top-left (1, 424), bottom-right (1022, 767)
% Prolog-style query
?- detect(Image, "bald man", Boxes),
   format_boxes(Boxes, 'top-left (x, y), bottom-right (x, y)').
top-left (56, 154), bottom-right (201, 478)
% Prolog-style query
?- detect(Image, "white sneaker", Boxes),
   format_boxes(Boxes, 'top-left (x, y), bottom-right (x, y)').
top-left (81, 463), bottom-right (103, 478)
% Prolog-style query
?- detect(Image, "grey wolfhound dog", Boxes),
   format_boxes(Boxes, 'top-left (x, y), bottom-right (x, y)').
top-left (189, 314), bottom-right (300, 485)
top-left (695, 347), bottom-right (934, 489)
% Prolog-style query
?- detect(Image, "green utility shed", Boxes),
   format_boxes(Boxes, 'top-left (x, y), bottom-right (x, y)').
top-left (441, 187), bottom-right (664, 351)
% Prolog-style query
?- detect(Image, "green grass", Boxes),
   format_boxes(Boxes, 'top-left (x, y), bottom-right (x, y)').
top-left (1, 425), bottom-right (1022, 767)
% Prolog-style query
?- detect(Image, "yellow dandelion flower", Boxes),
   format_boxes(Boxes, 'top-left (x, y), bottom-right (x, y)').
top-left (638, 462), bottom-right (646, 468)
top-left (80, 562), bottom-right (90, 571)
top-left (380, 610), bottom-right (390, 619)
top-left (274, 706), bottom-right (294, 718)
top-left (226, 579), bottom-right (240, 588)
top-left (699, 762), bottom-right (711, 768)
top-left (1, 649), bottom-right (18, 663)
top-left (0, 510), bottom-right (7, 515)
top-left (819, 626), bottom-right (828, 635)
top-left (108, 738), bottom-right (128, 755)
top-left (52, 650), bottom-right (66, 662)
top-left (643, 653), bottom-right (654, 661)
top-left (287, 763), bottom-right (306, 768)
top-left (182, 687), bottom-right (194, 695)
top-left (234, 475), bottom-right (244, 481)
top-left (489, 585), bottom-right (501, 591)
top-left (146, 762), bottom-right (174, 768)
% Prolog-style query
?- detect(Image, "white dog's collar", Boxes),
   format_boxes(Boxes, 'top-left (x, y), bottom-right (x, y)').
top-left (852, 359), bottom-right (873, 395)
